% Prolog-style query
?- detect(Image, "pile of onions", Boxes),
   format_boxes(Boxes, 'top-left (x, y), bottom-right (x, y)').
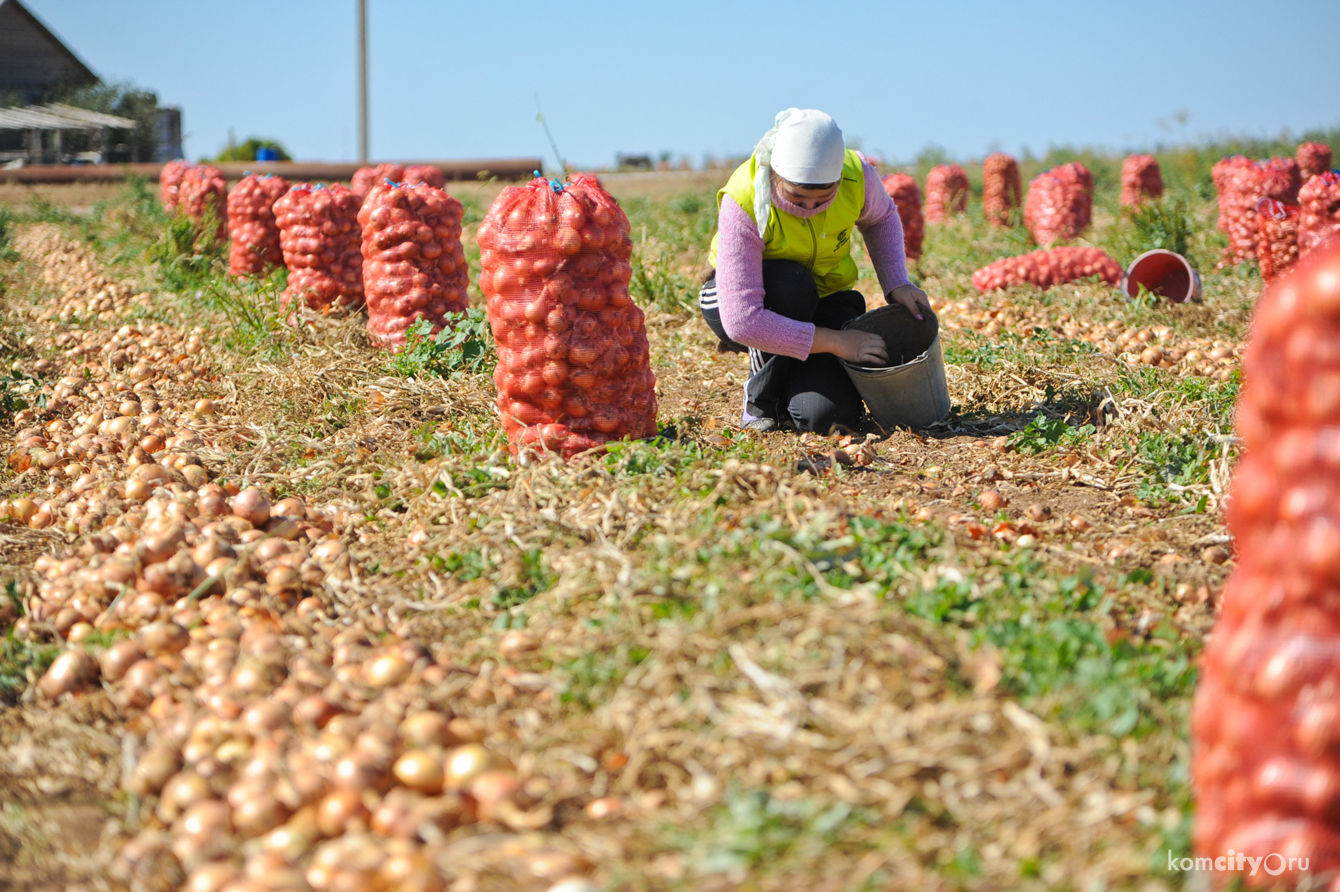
top-left (227, 174), bottom-right (291, 278)
top-left (6, 220), bottom-right (600, 892)
top-left (1192, 239), bottom-right (1340, 886)
top-left (1023, 162), bottom-right (1093, 246)
top-left (1119, 154), bottom-right (1163, 207)
top-left (1297, 141), bottom-right (1333, 181)
top-left (273, 184), bottom-right (365, 314)
top-left (938, 298), bottom-right (1242, 381)
top-left (924, 164), bottom-right (968, 223)
top-left (1256, 199), bottom-right (1301, 282)
top-left (13, 226), bottom-right (151, 323)
top-left (178, 165), bottom-right (228, 243)
top-left (981, 153), bottom-right (1021, 227)
top-left (970, 246), bottom-right (1121, 293)
top-left (358, 181), bottom-right (469, 350)
top-left (1299, 172), bottom-right (1340, 258)
top-left (880, 173), bottom-right (923, 260)
top-left (160, 160), bottom-right (192, 212)
top-left (478, 174), bottom-right (658, 458)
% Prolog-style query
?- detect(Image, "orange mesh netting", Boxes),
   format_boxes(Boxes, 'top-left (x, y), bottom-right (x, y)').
top-left (1192, 239), bottom-right (1340, 888)
top-left (971, 246), bottom-right (1120, 293)
top-left (924, 164), bottom-right (968, 223)
top-left (880, 173), bottom-right (924, 260)
top-left (358, 180), bottom-right (469, 350)
top-left (1023, 161), bottom-right (1093, 246)
top-left (478, 174), bottom-right (657, 459)
top-left (273, 184), bottom-right (365, 314)
top-left (982, 153), bottom-right (1021, 227)
top-left (227, 174), bottom-right (290, 278)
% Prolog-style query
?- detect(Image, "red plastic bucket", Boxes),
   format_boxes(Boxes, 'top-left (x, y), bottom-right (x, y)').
top-left (1120, 249), bottom-right (1202, 303)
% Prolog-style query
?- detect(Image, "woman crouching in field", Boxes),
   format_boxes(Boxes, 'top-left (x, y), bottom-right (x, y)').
top-left (700, 108), bottom-right (930, 433)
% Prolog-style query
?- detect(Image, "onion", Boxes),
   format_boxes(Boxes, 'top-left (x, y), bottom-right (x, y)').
top-left (393, 750), bottom-right (445, 794)
top-left (231, 488), bottom-right (271, 527)
top-left (39, 649), bottom-right (100, 698)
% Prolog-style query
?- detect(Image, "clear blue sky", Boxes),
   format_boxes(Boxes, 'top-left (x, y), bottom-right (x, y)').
top-left (26, 0), bottom-right (1340, 167)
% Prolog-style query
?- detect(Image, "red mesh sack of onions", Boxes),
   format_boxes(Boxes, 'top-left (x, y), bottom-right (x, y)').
top-left (226, 174), bottom-right (290, 277)
top-left (970, 246), bottom-right (1121, 292)
top-left (177, 164), bottom-right (227, 243)
top-left (982, 153), bottom-right (1021, 227)
top-left (1192, 239), bottom-right (1340, 888)
top-left (1299, 172), bottom-right (1340, 257)
top-left (358, 181), bottom-right (469, 350)
top-left (1120, 154), bottom-right (1163, 207)
top-left (1256, 199), bottom-right (1300, 282)
top-left (403, 164), bottom-right (446, 189)
top-left (924, 164), bottom-right (968, 222)
top-left (159, 159), bottom-right (192, 211)
top-left (1297, 142), bottom-right (1333, 182)
top-left (351, 164), bottom-right (406, 203)
top-left (273, 184), bottom-right (364, 314)
top-left (478, 174), bottom-right (658, 458)
top-left (1213, 155), bottom-right (1265, 264)
top-left (880, 174), bottom-right (923, 260)
top-left (1023, 162), bottom-right (1093, 246)
top-left (1262, 156), bottom-right (1303, 204)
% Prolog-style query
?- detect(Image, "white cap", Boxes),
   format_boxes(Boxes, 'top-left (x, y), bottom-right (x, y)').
top-left (769, 109), bottom-right (845, 185)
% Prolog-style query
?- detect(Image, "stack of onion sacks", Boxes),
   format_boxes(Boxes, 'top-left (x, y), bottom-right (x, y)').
top-left (1023, 162), bottom-right (1093, 246)
top-left (178, 165), bottom-right (228, 244)
top-left (1297, 142), bottom-right (1333, 181)
top-left (971, 246), bottom-right (1121, 293)
top-left (227, 174), bottom-right (291, 278)
top-left (160, 159), bottom-right (192, 212)
top-left (478, 174), bottom-right (657, 458)
top-left (357, 181), bottom-right (469, 349)
top-left (880, 173), bottom-right (923, 260)
top-left (1299, 172), bottom-right (1340, 257)
top-left (924, 164), bottom-right (968, 222)
top-left (1256, 199), bottom-right (1301, 282)
top-left (982, 153), bottom-right (1021, 227)
top-left (273, 184), bottom-right (365, 314)
top-left (1120, 155), bottom-right (1163, 207)
top-left (1213, 156), bottom-right (1299, 265)
top-left (1192, 239), bottom-right (1340, 888)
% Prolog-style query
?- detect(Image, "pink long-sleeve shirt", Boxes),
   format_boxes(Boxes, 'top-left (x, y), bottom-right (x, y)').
top-left (714, 158), bottom-right (911, 360)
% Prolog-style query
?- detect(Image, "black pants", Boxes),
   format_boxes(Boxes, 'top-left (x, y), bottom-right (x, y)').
top-left (700, 260), bottom-right (866, 433)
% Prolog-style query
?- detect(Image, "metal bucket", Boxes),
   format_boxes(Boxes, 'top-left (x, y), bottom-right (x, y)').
top-left (840, 304), bottom-right (951, 429)
top-left (1120, 249), bottom-right (1202, 303)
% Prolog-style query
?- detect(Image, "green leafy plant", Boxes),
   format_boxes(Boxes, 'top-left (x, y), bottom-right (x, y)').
top-left (1008, 414), bottom-right (1096, 454)
top-left (386, 310), bottom-right (495, 379)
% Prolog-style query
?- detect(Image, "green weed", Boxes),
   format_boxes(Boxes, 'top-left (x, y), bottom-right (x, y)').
top-left (386, 310), bottom-right (495, 379)
top-left (1008, 414), bottom-right (1096, 454)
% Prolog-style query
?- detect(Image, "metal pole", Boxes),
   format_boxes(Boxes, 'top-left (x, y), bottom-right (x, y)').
top-left (357, 0), bottom-right (368, 162)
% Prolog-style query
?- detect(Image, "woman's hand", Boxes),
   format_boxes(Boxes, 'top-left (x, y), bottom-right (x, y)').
top-left (887, 283), bottom-right (932, 320)
top-left (811, 328), bottom-right (888, 365)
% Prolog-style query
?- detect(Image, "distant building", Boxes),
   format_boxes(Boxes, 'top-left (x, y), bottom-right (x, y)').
top-left (0, 0), bottom-right (179, 164)
top-left (0, 0), bottom-right (97, 102)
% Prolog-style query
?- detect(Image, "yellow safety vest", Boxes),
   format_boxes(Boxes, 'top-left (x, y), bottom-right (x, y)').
top-left (709, 149), bottom-right (866, 297)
